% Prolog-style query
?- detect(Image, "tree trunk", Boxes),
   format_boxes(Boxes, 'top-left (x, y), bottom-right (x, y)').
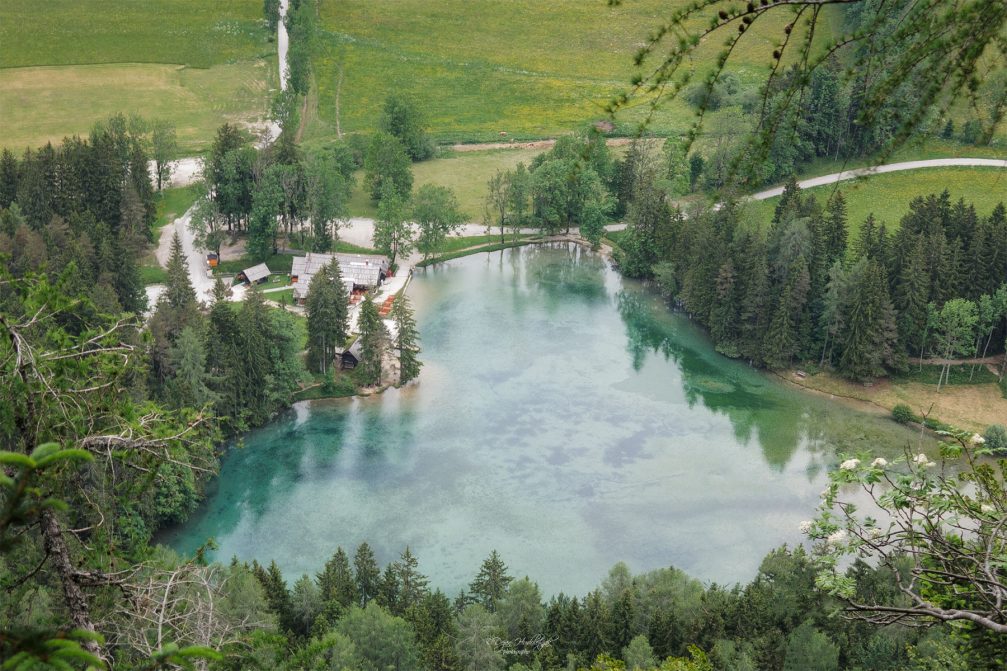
top-left (41, 509), bottom-right (106, 661)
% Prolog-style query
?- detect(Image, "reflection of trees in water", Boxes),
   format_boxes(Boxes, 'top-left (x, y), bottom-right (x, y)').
top-left (165, 400), bottom-right (418, 557)
top-left (616, 289), bottom-right (806, 470)
top-left (524, 243), bottom-right (609, 307)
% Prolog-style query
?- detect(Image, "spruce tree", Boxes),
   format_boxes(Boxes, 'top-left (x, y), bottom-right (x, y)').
top-left (306, 260), bottom-right (349, 374)
top-left (206, 286), bottom-right (244, 430)
top-left (894, 236), bottom-right (930, 357)
top-left (165, 231), bottom-right (197, 311)
top-left (837, 261), bottom-right (899, 381)
top-left (469, 550), bottom-right (512, 613)
top-left (390, 294), bottom-right (422, 384)
top-left (710, 260), bottom-right (739, 355)
top-left (357, 295), bottom-right (388, 386)
top-left (377, 563), bottom-right (400, 614)
top-left (237, 287), bottom-right (275, 424)
top-left (0, 148), bottom-right (18, 209)
top-left (354, 543), bottom-right (381, 606)
top-left (165, 326), bottom-right (217, 409)
top-left (397, 547), bottom-right (430, 614)
top-left (763, 258), bottom-right (810, 370)
top-left (736, 233), bottom-right (771, 364)
top-left (318, 547), bottom-right (357, 609)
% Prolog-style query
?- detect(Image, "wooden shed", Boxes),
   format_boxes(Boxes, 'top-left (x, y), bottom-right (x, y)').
top-left (340, 339), bottom-right (363, 370)
top-left (238, 262), bottom-right (271, 285)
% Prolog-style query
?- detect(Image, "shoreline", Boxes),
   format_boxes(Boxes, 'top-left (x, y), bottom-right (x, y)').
top-left (295, 239), bottom-right (1005, 434)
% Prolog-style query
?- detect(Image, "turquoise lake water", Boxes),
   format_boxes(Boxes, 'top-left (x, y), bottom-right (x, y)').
top-left (162, 243), bottom-right (928, 595)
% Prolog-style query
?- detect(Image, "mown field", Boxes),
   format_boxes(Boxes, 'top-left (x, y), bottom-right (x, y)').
top-left (745, 167), bottom-right (1007, 238)
top-left (0, 0), bottom-right (273, 153)
top-left (307, 0), bottom-right (842, 144)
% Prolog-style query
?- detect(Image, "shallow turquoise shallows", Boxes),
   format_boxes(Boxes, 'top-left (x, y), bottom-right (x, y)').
top-left (162, 243), bottom-right (928, 596)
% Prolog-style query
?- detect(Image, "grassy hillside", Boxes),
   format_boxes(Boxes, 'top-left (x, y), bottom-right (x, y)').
top-left (307, 0), bottom-right (841, 144)
top-left (0, 0), bottom-right (273, 152)
top-left (745, 167), bottom-right (1007, 238)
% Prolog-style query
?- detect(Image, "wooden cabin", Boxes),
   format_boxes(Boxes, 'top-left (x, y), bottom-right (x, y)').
top-left (339, 339), bottom-right (363, 370)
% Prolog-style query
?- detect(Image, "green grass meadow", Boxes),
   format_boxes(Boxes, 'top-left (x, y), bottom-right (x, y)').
top-left (308, 0), bottom-right (841, 143)
top-left (0, 0), bottom-right (273, 152)
top-left (154, 185), bottom-right (202, 229)
top-left (347, 147), bottom-right (547, 219)
top-left (745, 167), bottom-right (1007, 239)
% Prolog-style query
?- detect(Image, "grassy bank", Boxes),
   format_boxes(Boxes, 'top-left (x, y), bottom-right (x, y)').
top-left (745, 167), bottom-right (1007, 239)
top-left (415, 237), bottom-right (542, 268)
top-left (782, 366), bottom-right (1007, 433)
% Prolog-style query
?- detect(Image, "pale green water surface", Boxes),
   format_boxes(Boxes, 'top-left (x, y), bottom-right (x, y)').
top-left (163, 244), bottom-right (929, 595)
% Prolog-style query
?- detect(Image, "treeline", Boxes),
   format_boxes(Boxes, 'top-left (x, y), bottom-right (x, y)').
top-left (183, 544), bottom-right (994, 671)
top-left (0, 115), bottom-right (170, 314)
top-left (618, 168), bottom-right (1007, 382)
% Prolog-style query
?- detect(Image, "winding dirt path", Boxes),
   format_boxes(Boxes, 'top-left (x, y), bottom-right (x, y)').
top-left (750, 158), bottom-right (1007, 200)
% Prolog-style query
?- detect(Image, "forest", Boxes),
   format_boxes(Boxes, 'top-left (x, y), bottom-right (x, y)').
top-left (3, 0), bottom-right (1007, 668)
top-left (3, 122), bottom-right (1006, 669)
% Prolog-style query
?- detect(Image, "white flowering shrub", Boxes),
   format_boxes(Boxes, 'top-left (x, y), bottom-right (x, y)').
top-left (803, 431), bottom-right (1007, 633)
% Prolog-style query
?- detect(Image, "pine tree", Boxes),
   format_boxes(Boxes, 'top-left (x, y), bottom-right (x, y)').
top-left (391, 294), bottom-right (422, 384)
top-left (469, 550), bottom-right (512, 613)
top-left (357, 295), bottom-right (388, 386)
top-left (354, 543), bottom-right (381, 606)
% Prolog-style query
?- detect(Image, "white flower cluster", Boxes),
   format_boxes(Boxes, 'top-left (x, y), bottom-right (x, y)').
top-left (826, 529), bottom-right (847, 545)
top-left (840, 458), bottom-right (860, 471)
top-left (871, 457), bottom-right (888, 468)
top-left (912, 453), bottom-right (936, 468)
top-left (971, 433), bottom-right (986, 445)
top-left (799, 520), bottom-right (813, 534)
top-left (981, 503), bottom-right (995, 514)
top-left (869, 527), bottom-right (883, 539)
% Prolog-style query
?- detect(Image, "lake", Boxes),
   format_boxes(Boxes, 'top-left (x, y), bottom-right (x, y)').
top-left (162, 243), bottom-right (929, 596)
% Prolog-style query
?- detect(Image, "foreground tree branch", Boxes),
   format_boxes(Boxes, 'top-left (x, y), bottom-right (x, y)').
top-left (805, 433), bottom-right (1007, 633)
